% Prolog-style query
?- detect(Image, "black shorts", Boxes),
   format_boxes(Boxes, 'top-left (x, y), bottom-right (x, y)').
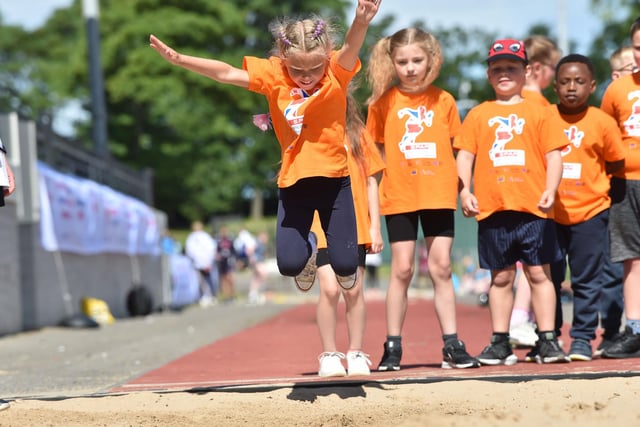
top-left (385, 209), bottom-right (454, 243)
top-left (317, 245), bottom-right (366, 268)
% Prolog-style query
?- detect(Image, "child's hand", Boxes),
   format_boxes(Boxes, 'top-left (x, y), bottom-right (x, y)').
top-left (368, 228), bottom-right (384, 254)
top-left (460, 191), bottom-right (479, 217)
top-left (355, 0), bottom-right (380, 24)
top-left (537, 190), bottom-right (555, 213)
top-left (149, 34), bottom-right (180, 65)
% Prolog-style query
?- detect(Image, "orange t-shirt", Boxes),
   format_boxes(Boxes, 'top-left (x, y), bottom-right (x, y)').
top-left (312, 130), bottom-right (385, 248)
top-left (453, 99), bottom-right (567, 221)
top-left (548, 106), bottom-right (625, 225)
top-left (522, 89), bottom-right (550, 107)
top-left (366, 86), bottom-right (461, 215)
top-left (600, 73), bottom-right (640, 180)
top-left (243, 52), bottom-right (360, 188)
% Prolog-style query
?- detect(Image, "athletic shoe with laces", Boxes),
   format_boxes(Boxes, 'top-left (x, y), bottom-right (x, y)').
top-left (601, 326), bottom-right (640, 359)
top-left (594, 332), bottom-right (622, 357)
top-left (318, 351), bottom-right (347, 377)
top-left (294, 232), bottom-right (318, 292)
top-left (476, 336), bottom-right (518, 366)
top-left (346, 351), bottom-right (372, 376)
top-left (509, 322), bottom-right (538, 348)
top-left (568, 339), bottom-right (592, 361)
top-left (336, 272), bottom-right (358, 290)
top-left (534, 332), bottom-right (570, 364)
top-left (442, 340), bottom-right (481, 369)
top-left (377, 340), bottom-right (402, 371)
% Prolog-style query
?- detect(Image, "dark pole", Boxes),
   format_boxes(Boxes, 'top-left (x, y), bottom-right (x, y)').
top-left (83, 0), bottom-right (108, 159)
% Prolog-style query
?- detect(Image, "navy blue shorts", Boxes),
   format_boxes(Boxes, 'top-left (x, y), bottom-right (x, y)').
top-left (317, 245), bottom-right (366, 268)
top-left (477, 211), bottom-right (561, 270)
top-left (385, 209), bottom-right (454, 242)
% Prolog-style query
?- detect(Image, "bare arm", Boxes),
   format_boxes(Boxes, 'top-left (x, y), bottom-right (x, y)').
top-left (456, 150), bottom-right (479, 217)
top-left (3, 155), bottom-right (15, 197)
top-left (338, 0), bottom-right (381, 71)
top-left (149, 34), bottom-right (249, 88)
top-left (538, 149), bottom-right (563, 212)
top-left (366, 175), bottom-right (383, 253)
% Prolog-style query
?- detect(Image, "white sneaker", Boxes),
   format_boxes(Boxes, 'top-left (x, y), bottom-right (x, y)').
top-left (346, 351), bottom-right (371, 376)
top-left (0, 399), bottom-right (9, 411)
top-left (509, 322), bottom-right (538, 348)
top-left (318, 352), bottom-right (346, 377)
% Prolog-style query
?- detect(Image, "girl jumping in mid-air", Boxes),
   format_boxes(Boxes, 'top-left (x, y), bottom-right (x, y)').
top-left (150, 0), bottom-right (380, 289)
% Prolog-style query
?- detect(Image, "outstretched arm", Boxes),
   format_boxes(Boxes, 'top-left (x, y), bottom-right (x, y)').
top-left (338, 0), bottom-right (381, 71)
top-left (149, 34), bottom-right (250, 88)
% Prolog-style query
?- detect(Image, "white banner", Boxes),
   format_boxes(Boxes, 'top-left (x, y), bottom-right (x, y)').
top-left (38, 162), bottom-right (160, 255)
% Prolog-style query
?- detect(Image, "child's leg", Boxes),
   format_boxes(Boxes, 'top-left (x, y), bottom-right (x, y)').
top-left (342, 265), bottom-right (367, 351)
top-left (567, 213), bottom-right (608, 343)
top-left (316, 264), bottom-right (342, 352)
top-left (275, 188), bottom-right (315, 277)
top-left (386, 240), bottom-right (416, 335)
top-left (320, 179), bottom-right (358, 277)
top-left (426, 235), bottom-right (456, 335)
top-left (624, 259), bottom-right (640, 322)
top-left (511, 271), bottom-right (533, 326)
top-left (523, 264), bottom-right (556, 332)
top-left (488, 266), bottom-right (517, 332)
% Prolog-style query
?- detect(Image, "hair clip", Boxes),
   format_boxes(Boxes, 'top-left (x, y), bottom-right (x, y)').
top-left (312, 20), bottom-right (325, 41)
top-left (278, 30), bottom-right (292, 47)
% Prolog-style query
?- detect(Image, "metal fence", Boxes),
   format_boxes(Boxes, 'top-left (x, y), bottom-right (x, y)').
top-left (35, 115), bottom-right (154, 206)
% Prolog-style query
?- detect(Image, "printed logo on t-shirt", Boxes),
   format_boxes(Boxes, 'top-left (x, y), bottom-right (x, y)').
top-left (560, 125), bottom-right (584, 179)
top-left (284, 88), bottom-right (317, 135)
top-left (397, 106), bottom-right (437, 159)
top-left (623, 90), bottom-right (640, 137)
top-left (560, 125), bottom-right (584, 157)
top-left (488, 114), bottom-right (525, 166)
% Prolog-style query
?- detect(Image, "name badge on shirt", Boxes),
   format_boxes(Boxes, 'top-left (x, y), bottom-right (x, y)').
top-left (562, 162), bottom-right (582, 180)
top-left (492, 149), bottom-right (525, 167)
top-left (401, 142), bottom-right (437, 160)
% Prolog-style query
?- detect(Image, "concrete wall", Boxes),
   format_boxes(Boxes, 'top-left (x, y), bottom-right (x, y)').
top-left (0, 200), bottom-right (22, 334)
top-left (0, 112), bottom-right (169, 335)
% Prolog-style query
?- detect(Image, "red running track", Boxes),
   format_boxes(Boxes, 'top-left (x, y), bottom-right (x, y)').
top-left (112, 298), bottom-right (640, 393)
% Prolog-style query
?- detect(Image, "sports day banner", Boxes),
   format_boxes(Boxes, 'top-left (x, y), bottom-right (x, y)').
top-left (38, 162), bottom-right (160, 255)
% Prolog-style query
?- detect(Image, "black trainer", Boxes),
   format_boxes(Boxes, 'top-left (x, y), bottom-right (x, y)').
top-left (535, 332), bottom-right (570, 364)
top-left (442, 340), bottom-right (480, 369)
top-left (476, 335), bottom-right (517, 366)
top-left (602, 326), bottom-right (640, 359)
top-left (377, 340), bottom-right (402, 371)
top-left (594, 332), bottom-right (621, 357)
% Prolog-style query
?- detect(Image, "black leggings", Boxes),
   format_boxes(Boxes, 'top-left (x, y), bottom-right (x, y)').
top-left (276, 176), bottom-right (358, 277)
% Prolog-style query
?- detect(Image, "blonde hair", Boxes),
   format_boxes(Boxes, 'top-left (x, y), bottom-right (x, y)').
top-left (366, 28), bottom-right (443, 104)
top-left (610, 45), bottom-right (633, 71)
top-left (524, 35), bottom-right (560, 65)
top-left (345, 85), bottom-right (367, 176)
top-left (269, 16), bottom-right (336, 58)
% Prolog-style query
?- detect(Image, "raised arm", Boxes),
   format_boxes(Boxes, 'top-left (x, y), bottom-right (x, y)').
top-left (338, 0), bottom-right (381, 71)
top-left (149, 34), bottom-right (250, 88)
